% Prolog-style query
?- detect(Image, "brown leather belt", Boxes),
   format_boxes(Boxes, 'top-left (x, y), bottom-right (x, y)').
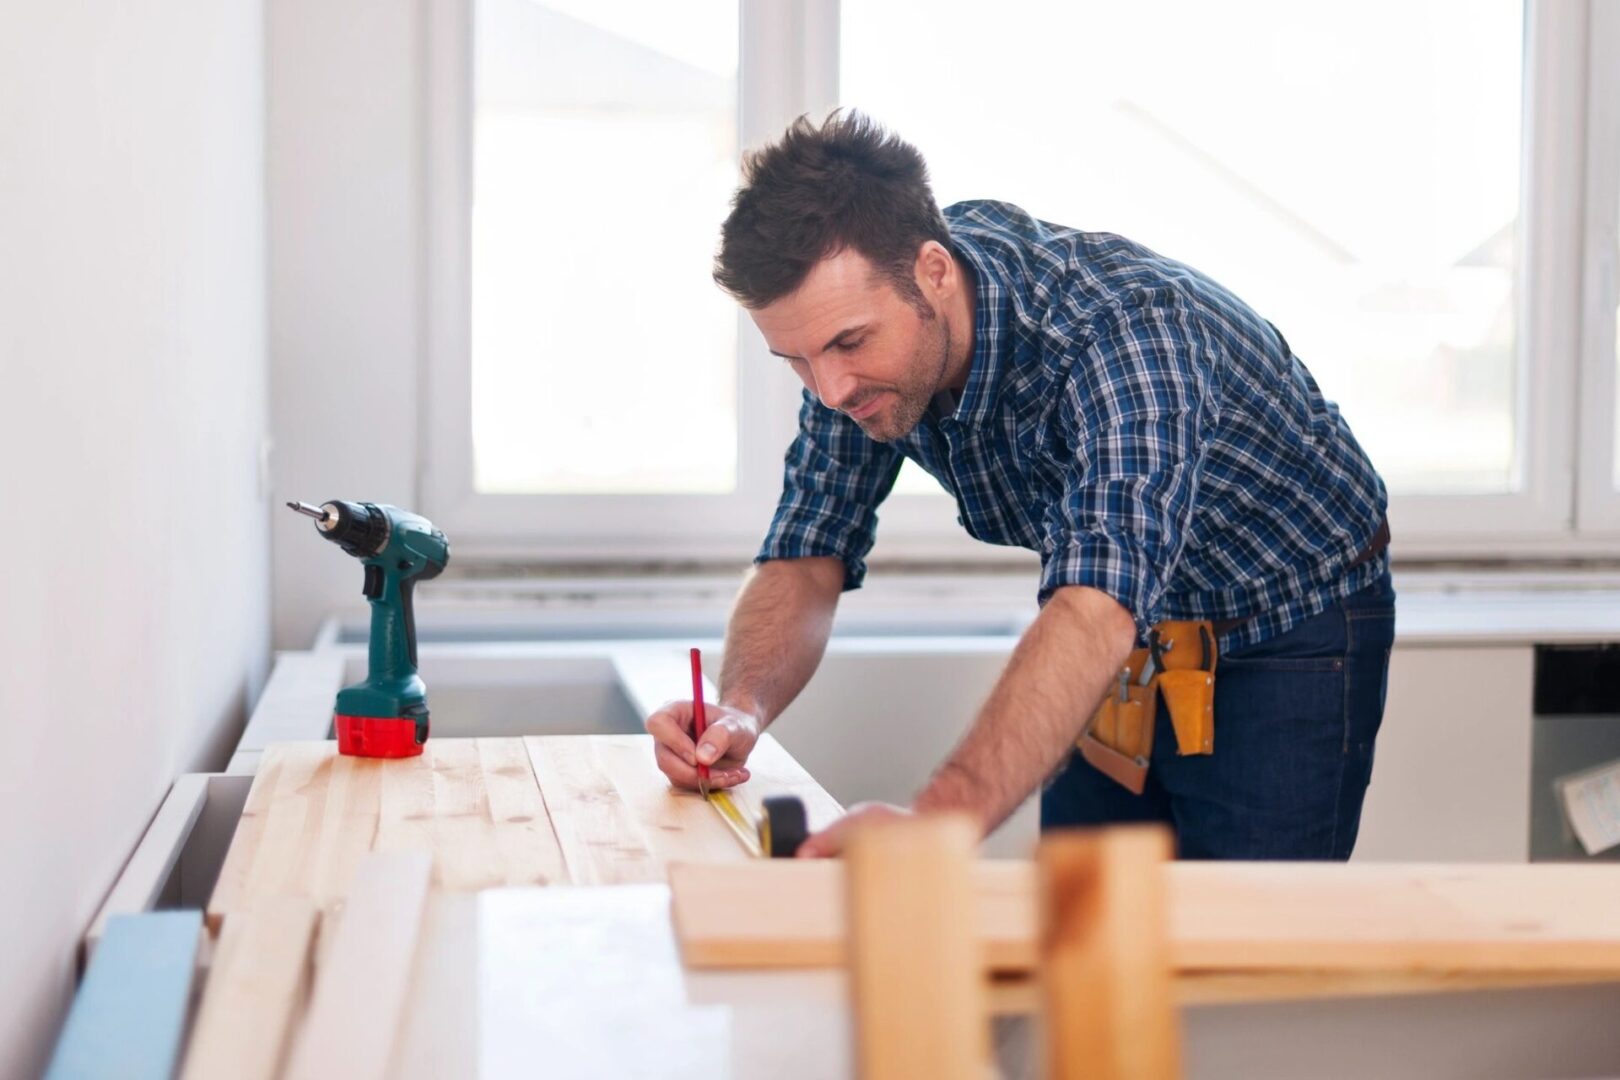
top-left (1212, 517), bottom-right (1390, 637)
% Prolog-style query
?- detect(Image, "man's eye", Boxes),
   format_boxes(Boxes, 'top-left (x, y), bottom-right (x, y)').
top-left (836, 339), bottom-right (863, 352)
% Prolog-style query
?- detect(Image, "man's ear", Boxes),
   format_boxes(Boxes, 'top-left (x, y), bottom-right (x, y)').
top-left (914, 240), bottom-right (955, 299)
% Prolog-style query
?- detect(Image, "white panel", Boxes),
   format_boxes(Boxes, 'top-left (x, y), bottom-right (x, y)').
top-left (1355, 646), bottom-right (1534, 862)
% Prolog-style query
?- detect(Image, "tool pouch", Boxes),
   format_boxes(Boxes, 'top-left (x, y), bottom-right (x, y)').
top-left (1078, 673), bottom-right (1157, 795)
top-left (1079, 620), bottom-right (1218, 793)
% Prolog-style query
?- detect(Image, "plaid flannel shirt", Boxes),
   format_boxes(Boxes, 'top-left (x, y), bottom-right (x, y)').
top-left (757, 200), bottom-right (1389, 650)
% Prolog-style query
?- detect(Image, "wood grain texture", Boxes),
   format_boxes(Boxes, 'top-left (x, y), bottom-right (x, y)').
top-left (181, 898), bottom-right (318, 1080)
top-left (526, 733), bottom-right (843, 885)
top-left (207, 739), bottom-right (566, 926)
top-left (846, 816), bottom-right (988, 1080)
top-left (1040, 826), bottom-right (1180, 1080)
top-left (285, 852), bottom-right (432, 1080)
top-left (671, 860), bottom-right (1620, 977)
top-left (671, 859), bottom-right (1034, 971)
top-left (388, 893), bottom-right (479, 1080)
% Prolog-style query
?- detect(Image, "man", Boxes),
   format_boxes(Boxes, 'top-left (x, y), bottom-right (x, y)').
top-left (645, 112), bottom-right (1395, 860)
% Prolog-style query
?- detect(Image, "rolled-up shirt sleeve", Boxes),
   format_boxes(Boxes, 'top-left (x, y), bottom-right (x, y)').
top-left (757, 390), bottom-right (905, 590)
top-left (1038, 303), bottom-right (1216, 640)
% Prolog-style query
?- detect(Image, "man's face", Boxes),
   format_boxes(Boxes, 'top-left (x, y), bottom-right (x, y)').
top-left (751, 248), bottom-right (951, 443)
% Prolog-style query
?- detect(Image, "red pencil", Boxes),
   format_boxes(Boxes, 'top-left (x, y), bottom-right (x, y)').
top-left (690, 647), bottom-right (709, 793)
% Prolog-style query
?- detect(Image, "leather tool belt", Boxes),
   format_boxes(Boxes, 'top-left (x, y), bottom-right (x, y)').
top-left (1075, 517), bottom-right (1392, 794)
top-left (1078, 620), bottom-right (1216, 794)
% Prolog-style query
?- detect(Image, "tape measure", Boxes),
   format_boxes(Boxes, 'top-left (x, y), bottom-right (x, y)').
top-left (706, 791), bottom-right (809, 858)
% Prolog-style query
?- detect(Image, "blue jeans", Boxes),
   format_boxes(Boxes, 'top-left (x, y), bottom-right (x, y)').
top-left (1041, 569), bottom-right (1396, 860)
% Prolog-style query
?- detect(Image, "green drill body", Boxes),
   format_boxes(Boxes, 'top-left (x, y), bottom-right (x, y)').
top-left (290, 500), bottom-right (449, 754)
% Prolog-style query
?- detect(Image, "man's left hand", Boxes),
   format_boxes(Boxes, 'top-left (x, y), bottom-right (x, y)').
top-left (795, 801), bottom-right (913, 858)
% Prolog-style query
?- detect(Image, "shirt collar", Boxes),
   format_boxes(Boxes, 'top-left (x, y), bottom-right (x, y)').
top-left (943, 232), bottom-right (1012, 428)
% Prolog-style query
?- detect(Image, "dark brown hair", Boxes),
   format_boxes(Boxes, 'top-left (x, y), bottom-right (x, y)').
top-left (714, 111), bottom-right (952, 310)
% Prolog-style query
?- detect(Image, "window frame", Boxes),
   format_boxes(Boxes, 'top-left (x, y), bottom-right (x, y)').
top-left (1576, 0), bottom-right (1620, 533)
top-left (423, 0), bottom-right (1617, 565)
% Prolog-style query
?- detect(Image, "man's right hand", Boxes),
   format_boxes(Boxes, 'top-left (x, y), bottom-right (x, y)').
top-left (645, 699), bottom-right (761, 791)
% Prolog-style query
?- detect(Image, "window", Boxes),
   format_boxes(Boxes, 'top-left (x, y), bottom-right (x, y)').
top-left (470, 0), bottom-right (740, 496)
top-left (846, 1), bottom-right (1524, 499)
top-left (427, 1), bottom-right (1620, 561)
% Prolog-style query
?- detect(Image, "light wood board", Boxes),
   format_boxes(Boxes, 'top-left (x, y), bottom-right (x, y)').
top-left (285, 852), bottom-right (432, 1080)
top-left (1040, 828), bottom-right (1180, 1080)
top-left (181, 898), bottom-right (318, 1080)
top-left (670, 860), bottom-right (1620, 976)
top-left (388, 892), bottom-right (479, 1080)
top-left (209, 735), bottom-right (841, 924)
top-left (525, 733), bottom-right (843, 885)
top-left (207, 738), bottom-right (568, 926)
top-left (847, 817), bottom-right (988, 1080)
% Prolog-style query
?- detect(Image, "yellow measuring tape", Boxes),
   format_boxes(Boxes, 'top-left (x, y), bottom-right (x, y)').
top-left (706, 789), bottom-right (765, 858)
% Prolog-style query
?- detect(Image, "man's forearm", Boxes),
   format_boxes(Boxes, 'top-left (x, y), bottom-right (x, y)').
top-left (912, 586), bottom-right (1137, 834)
top-left (717, 557), bottom-right (844, 726)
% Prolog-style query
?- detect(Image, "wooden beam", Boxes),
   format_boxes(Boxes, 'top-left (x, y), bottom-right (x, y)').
top-left (181, 898), bottom-right (318, 1080)
top-left (846, 815), bottom-right (988, 1080)
top-left (1040, 825), bottom-right (1180, 1080)
top-left (670, 859), bottom-right (1620, 975)
top-left (285, 852), bottom-right (432, 1080)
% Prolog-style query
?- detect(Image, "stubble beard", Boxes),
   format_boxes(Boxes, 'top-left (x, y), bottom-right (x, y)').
top-left (855, 311), bottom-right (952, 444)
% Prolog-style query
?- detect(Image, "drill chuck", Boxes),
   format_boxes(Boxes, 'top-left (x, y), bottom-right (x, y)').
top-left (313, 500), bottom-right (391, 559)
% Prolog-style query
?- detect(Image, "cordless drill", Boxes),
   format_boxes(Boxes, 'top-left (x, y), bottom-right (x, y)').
top-left (288, 500), bottom-right (450, 758)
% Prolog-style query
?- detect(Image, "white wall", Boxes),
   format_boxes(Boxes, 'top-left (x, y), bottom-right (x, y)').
top-left (268, 0), bottom-right (421, 651)
top-left (0, 2), bottom-right (270, 1075)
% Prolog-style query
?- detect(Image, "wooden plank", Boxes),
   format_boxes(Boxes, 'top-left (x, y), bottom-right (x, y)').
top-left (208, 738), bottom-right (565, 925)
top-left (1175, 861), bottom-right (1620, 971)
top-left (205, 744), bottom-right (354, 932)
top-left (389, 893), bottom-right (479, 1080)
top-left (45, 911), bottom-right (202, 1080)
top-left (524, 736), bottom-right (660, 885)
top-left (285, 852), bottom-right (432, 1080)
top-left (1040, 826), bottom-right (1179, 1080)
top-left (670, 860), bottom-right (1620, 976)
top-left (181, 898), bottom-right (318, 1080)
top-left (846, 816), bottom-right (988, 1080)
top-left (526, 733), bottom-right (842, 885)
top-left (671, 859), bottom-right (1032, 971)
top-left (376, 737), bottom-right (567, 891)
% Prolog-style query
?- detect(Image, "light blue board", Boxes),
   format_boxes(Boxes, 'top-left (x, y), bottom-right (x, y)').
top-left (45, 910), bottom-right (202, 1080)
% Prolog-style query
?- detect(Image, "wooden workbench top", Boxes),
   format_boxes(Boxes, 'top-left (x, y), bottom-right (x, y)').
top-left (205, 734), bottom-right (843, 926)
top-left (187, 735), bottom-right (1620, 1078)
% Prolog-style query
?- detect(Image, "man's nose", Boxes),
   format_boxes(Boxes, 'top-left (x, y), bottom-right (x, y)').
top-left (811, 358), bottom-right (858, 412)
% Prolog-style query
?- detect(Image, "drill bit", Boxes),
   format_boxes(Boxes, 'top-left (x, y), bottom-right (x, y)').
top-left (287, 500), bottom-right (334, 525)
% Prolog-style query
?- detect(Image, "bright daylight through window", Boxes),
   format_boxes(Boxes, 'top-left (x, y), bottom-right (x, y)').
top-left (470, 0), bottom-right (740, 495)
top-left (843, 0), bottom-right (1525, 498)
